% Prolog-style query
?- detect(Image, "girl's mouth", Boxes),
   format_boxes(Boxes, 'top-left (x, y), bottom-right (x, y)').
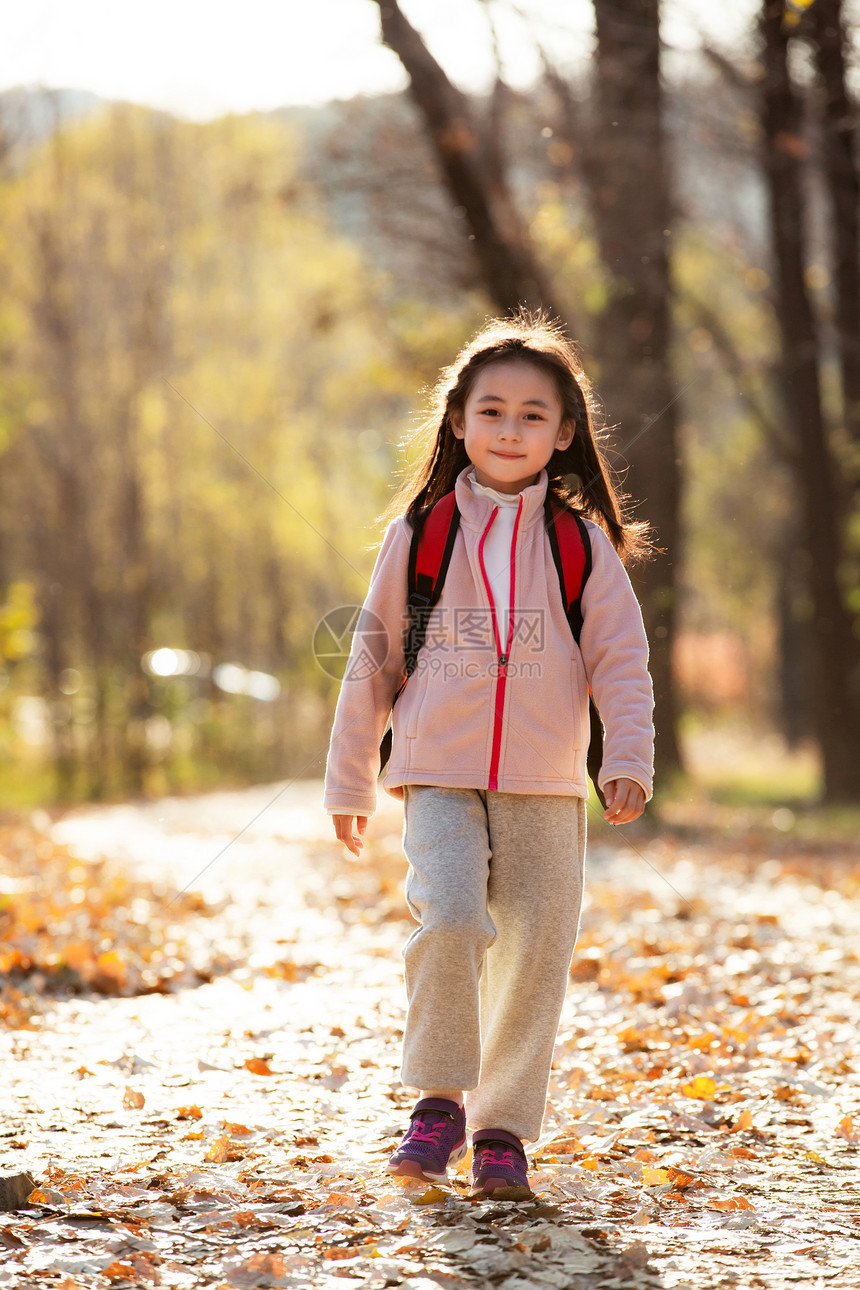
top-left (492, 451), bottom-right (524, 459)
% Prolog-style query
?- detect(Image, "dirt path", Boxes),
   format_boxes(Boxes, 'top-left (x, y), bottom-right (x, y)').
top-left (2, 782), bottom-right (858, 1288)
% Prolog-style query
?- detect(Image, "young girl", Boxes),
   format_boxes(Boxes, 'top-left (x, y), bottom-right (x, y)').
top-left (324, 312), bottom-right (654, 1198)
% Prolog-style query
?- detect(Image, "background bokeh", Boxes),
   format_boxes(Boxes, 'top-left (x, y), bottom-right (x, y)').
top-left (0, 0), bottom-right (858, 809)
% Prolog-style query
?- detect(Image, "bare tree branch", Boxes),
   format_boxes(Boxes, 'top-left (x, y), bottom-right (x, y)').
top-left (370, 0), bottom-right (561, 316)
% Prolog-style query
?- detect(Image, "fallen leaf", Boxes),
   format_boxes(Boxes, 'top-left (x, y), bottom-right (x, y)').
top-left (681, 1076), bottom-right (717, 1100)
top-left (0, 1226), bottom-right (28, 1249)
top-left (243, 1058), bottom-right (272, 1076)
top-left (101, 1262), bottom-right (137, 1282)
top-left (545, 1135), bottom-right (580, 1153)
top-left (122, 1086), bottom-right (145, 1110)
top-left (708, 1196), bottom-right (756, 1212)
top-left (176, 1105), bottom-right (202, 1120)
top-left (667, 1168), bottom-right (696, 1188)
top-left (220, 1121), bottom-right (253, 1135)
top-left (324, 1191), bottom-right (360, 1208)
top-left (836, 1115), bottom-right (857, 1142)
top-left (412, 1186), bottom-right (448, 1205)
top-left (204, 1135), bottom-right (230, 1163)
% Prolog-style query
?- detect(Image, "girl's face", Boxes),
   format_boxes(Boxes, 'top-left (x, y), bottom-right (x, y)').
top-left (451, 360), bottom-right (573, 494)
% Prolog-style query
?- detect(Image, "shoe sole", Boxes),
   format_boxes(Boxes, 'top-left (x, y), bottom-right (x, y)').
top-left (387, 1138), bottom-right (468, 1185)
top-left (470, 1180), bottom-right (534, 1201)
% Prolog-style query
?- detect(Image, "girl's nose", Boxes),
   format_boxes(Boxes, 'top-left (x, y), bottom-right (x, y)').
top-left (498, 418), bottom-right (521, 440)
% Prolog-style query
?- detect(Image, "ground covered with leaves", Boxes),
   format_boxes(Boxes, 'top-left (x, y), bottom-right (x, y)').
top-left (1, 783), bottom-right (858, 1288)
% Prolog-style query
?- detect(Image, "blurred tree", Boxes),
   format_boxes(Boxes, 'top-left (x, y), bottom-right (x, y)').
top-left (371, 0), bottom-right (560, 316)
top-left (807, 0), bottom-right (860, 460)
top-left (759, 0), bottom-right (860, 799)
top-left (586, 0), bottom-right (681, 774)
top-left (0, 102), bottom-right (423, 800)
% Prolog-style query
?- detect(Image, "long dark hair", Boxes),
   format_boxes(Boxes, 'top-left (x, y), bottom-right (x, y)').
top-left (383, 311), bottom-right (651, 564)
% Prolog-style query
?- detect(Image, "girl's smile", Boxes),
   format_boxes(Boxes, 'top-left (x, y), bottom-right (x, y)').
top-left (451, 360), bottom-right (573, 494)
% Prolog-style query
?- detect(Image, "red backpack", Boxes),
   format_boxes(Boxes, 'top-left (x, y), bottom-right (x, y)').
top-left (379, 491), bottom-right (605, 805)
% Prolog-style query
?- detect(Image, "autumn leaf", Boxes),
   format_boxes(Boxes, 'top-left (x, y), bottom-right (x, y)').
top-left (412, 1186), bottom-right (448, 1205)
top-left (681, 1075), bottom-right (716, 1100)
top-left (176, 1104), bottom-right (202, 1119)
top-left (324, 1191), bottom-right (360, 1208)
top-left (122, 1086), bottom-right (145, 1110)
top-left (667, 1168), bottom-right (696, 1189)
top-left (545, 1135), bottom-right (580, 1153)
top-left (220, 1120), bottom-right (253, 1135)
top-left (102, 1262), bottom-right (138, 1282)
top-left (708, 1196), bottom-right (756, 1212)
top-left (774, 1085), bottom-right (803, 1102)
top-left (204, 1135), bottom-right (230, 1163)
top-left (244, 1057), bottom-right (273, 1075)
top-left (729, 1108), bottom-right (754, 1132)
top-left (321, 1245), bottom-right (358, 1260)
top-left (836, 1115), bottom-right (857, 1142)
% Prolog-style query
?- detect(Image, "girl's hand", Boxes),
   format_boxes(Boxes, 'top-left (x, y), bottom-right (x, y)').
top-left (332, 814), bottom-right (367, 857)
top-left (602, 778), bottom-right (646, 825)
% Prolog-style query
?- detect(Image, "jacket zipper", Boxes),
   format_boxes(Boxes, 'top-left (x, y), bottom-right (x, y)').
top-left (477, 496), bottom-right (523, 791)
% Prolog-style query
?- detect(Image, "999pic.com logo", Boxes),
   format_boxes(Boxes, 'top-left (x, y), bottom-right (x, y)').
top-left (313, 605), bottom-right (389, 681)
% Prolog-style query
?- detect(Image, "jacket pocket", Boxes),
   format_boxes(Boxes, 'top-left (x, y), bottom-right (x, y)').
top-left (401, 666), bottom-right (429, 741)
top-left (501, 650), bottom-right (583, 782)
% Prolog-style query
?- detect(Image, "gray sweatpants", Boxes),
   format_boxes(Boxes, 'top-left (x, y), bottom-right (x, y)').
top-left (401, 785), bottom-right (586, 1143)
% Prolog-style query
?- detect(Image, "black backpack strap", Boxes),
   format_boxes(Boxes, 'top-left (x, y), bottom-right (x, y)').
top-left (379, 493), bottom-right (460, 773)
top-left (404, 492), bottom-right (460, 676)
top-left (544, 496), bottom-right (592, 644)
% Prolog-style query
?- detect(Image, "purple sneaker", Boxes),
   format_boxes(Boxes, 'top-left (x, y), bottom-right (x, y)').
top-left (388, 1097), bottom-right (467, 1183)
top-left (471, 1129), bottom-right (532, 1198)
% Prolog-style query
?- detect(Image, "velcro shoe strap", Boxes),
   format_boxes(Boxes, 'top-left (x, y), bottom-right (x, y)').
top-left (411, 1097), bottom-right (461, 1120)
top-left (473, 1128), bottom-right (526, 1158)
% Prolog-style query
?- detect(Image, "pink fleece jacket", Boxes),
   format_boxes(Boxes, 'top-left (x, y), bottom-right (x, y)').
top-left (324, 466), bottom-right (654, 816)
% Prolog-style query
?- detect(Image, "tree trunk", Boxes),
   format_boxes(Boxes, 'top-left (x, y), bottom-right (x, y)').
top-left (371, 0), bottom-right (560, 316)
top-left (760, 0), bottom-right (860, 800)
top-left (589, 0), bottom-right (682, 776)
top-left (809, 0), bottom-right (860, 457)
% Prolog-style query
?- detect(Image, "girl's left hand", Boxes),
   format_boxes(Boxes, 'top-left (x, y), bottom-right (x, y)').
top-left (602, 778), bottom-right (646, 825)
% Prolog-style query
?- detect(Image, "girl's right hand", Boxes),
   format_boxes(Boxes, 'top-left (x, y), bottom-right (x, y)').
top-left (332, 814), bottom-right (367, 858)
